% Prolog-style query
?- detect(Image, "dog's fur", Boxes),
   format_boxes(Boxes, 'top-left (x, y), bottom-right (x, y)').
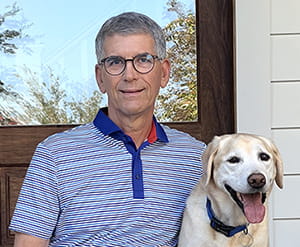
top-left (178, 134), bottom-right (283, 247)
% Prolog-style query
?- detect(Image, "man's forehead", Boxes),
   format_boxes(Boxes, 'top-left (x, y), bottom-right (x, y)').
top-left (102, 33), bottom-right (156, 55)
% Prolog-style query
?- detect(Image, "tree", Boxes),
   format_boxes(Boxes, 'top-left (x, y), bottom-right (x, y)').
top-left (1, 3), bottom-right (102, 125)
top-left (0, 79), bottom-right (20, 125)
top-left (156, 0), bottom-right (197, 122)
top-left (16, 66), bottom-right (103, 124)
top-left (0, 2), bottom-right (23, 54)
top-left (0, 2), bottom-right (31, 124)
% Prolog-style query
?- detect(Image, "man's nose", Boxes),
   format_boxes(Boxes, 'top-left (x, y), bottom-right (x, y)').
top-left (123, 60), bottom-right (137, 80)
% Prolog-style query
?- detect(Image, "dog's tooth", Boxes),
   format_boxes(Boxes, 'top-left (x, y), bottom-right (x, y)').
top-left (237, 192), bottom-right (243, 201)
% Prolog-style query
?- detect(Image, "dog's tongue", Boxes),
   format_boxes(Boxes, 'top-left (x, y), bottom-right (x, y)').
top-left (241, 193), bottom-right (265, 223)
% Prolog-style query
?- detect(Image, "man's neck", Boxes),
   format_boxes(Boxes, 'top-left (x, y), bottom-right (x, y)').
top-left (108, 109), bottom-right (153, 149)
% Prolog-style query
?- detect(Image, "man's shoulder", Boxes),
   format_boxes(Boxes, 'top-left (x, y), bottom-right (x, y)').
top-left (39, 122), bottom-right (98, 147)
top-left (161, 124), bottom-right (206, 148)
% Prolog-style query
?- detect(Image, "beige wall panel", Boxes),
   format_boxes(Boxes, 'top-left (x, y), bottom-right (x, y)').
top-left (272, 36), bottom-right (300, 81)
top-left (235, 0), bottom-right (271, 137)
top-left (271, 0), bottom-right (300, 33)
top-left (272, 129), bottom-right (300, 174)
top-left (273, 219), bottom-right (300, 247)
top-left (271, 82), bottom-right (300, 128)
top-left (272, 176), bottom-right (300, 218)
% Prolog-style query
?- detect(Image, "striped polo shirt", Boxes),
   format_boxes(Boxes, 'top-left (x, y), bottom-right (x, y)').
top-left (10, 109), bottom-right (206, 247)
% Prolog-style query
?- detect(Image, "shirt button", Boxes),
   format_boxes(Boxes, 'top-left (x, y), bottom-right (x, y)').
top-left (135, 174), bottom-right (140, 179)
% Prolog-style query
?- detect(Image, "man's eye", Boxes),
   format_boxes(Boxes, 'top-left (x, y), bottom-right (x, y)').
top-left (137, 55), bottom-right (152, 63)
top-left (107, 58), bottom-right (123, 66)
top-left (139, 57), bottom-right (148, 63)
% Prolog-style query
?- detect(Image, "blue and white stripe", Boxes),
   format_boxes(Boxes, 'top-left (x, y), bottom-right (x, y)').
top-left (10, 115), bottom-right (206, 247)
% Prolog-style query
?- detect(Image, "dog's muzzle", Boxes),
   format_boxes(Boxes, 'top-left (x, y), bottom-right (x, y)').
top-left (225, 181), bottom-right (267, 224)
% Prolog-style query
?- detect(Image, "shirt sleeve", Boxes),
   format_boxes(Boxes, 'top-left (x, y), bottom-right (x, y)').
top-left (9, 142), bottom-right (60, 239)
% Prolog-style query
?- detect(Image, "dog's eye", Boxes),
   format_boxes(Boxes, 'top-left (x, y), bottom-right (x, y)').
top-left (227, 156), bottom-right (241, 163)
top-left (259, 152), bottom-right (270, 161)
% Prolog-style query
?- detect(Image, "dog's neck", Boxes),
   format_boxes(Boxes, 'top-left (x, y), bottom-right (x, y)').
top-left (204, 181), bottom-right (248, 227)
top-left (206, 197), bottom-right (248, 237)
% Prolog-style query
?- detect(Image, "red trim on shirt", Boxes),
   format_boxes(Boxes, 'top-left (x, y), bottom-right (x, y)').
top-left (147, 121), bottom-right (157, 144)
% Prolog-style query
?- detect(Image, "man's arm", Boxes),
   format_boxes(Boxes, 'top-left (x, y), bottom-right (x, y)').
top-left (14, 232), bottom-right (49, 247)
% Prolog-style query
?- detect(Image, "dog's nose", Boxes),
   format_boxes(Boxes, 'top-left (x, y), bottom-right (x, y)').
top-left (247, 173), bottom-right (266, 189)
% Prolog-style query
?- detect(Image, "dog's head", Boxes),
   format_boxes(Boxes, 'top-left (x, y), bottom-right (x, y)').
top-left (202, 133), bottom-right (283, 224)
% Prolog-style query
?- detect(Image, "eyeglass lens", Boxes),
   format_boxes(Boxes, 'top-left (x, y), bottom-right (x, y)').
top-left (103, 53), bottom-right (156, 75)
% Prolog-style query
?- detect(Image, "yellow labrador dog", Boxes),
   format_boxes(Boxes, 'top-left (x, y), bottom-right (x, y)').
top-left (178, 134), bottom-right (283, 247)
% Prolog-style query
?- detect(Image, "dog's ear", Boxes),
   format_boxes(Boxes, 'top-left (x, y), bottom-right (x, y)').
top-left (258, 136), bottom-right (284, 189)
top-left (270, 142), bottom-right (284, 189)
top-left (202, 136), bottom-right (221, 186)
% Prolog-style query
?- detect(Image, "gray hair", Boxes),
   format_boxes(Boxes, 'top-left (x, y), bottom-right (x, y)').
top-left (95, 12), bottom-right (166, 63)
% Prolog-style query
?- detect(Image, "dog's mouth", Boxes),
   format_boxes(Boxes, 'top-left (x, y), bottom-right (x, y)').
top-left (225, 184), bottom-right (267, 224)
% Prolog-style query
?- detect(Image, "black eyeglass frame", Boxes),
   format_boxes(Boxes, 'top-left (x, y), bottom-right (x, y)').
top-left (99, 53), bottom-right (161, 76)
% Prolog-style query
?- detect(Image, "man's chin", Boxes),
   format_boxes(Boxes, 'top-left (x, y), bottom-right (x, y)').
top-left (121, 105), bottom-right (154, 117)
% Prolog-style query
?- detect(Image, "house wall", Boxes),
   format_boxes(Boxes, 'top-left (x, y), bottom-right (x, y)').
top-left (235, 0), bottom-right (300, 246)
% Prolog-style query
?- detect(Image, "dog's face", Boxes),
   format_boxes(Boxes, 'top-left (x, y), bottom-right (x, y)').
top-left (203, 134), bottom-right (283, 224)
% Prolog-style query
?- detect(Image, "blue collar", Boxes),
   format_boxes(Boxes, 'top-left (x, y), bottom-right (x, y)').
top-left (93, 108), bottom-right (169, 144)
top-left (206, 198), bottom-right (248, 237)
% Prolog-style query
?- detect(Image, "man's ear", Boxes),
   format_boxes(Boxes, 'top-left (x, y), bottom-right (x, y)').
top-left (95, 64), bottom-right (106, 93)
top-left (160, 59), bottom-right (171, 88)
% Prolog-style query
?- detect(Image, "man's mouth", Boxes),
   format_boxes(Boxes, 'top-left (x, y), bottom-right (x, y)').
top-left (120, 88), bottom-right (144, 94)
top-left (225, 184), bottom-right (267, 224)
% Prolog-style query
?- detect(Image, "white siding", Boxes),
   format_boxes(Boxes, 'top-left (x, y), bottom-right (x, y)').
top-left (272, 129), bottom-right (300, 174)
top-left (271, 36), bottom-right (300, 81)
top-left (271, 82), bottom-right (300, 128)
top-left (271, 1), bottom-right (300, 245)
top-left (273, 220), bottom-right (300, 246)
top-left (273, 176), bottom-right (300, 218)
top-left (271, 0), bottom-right (300, 33)
top-left (236, 0), bottom-right (300, 246)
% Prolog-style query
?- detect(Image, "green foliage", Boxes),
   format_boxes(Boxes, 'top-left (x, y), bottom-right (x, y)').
top-left (0, 3), bottom-right (102, 125)
top-left (0, 3), bottom-right (24, 54)
top-left (68, 91), bottom-right (103, 124)
top-left (17, 66), bottom-right (102, 124)
top-left (156, 0), bottom-right (197, 122)
top-left (0, 79), bottom-right (18, 96)
top-left (0, 2), bottom-right (31, 124)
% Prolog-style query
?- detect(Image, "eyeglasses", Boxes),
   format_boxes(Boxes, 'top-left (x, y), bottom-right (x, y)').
top-left (99, 53), bottom-right (161, 76)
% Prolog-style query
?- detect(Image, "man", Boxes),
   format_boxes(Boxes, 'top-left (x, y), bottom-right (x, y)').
top-left (10, 12), bottom-right (206, 246)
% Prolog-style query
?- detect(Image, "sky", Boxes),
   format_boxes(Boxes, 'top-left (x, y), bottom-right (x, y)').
top-left (0, 0), bottom-right (195, 113)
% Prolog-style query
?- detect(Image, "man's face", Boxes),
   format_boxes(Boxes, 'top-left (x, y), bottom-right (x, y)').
top-left (95, 33), bottom-right (170, 118)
